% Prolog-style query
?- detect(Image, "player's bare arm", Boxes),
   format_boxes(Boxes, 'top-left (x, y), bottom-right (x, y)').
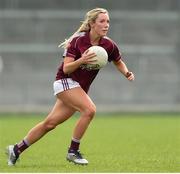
top-left (113, 59), bottom-right (135, 81)
top-left (63, 50), bottom-right (96, 74)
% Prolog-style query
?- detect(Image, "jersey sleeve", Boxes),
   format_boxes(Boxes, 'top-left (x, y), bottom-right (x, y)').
top-left (109, 42), bottom-right (122, 62)
top-left (63, 37), bottom-right (79, 58)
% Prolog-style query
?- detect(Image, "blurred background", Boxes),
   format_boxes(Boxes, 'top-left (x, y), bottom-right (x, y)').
top-left (0, 0), bottom-right (179, 113)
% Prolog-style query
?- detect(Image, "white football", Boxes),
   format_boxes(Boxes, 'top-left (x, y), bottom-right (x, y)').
top-left (86, 46), bottom-right (108, 70)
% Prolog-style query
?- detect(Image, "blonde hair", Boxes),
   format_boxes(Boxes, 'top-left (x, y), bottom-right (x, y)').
top-left (59, 8), bottom-right (108, 48)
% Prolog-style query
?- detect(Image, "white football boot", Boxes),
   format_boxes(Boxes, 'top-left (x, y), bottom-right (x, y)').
top-left (6, 145), bottom-right (19, 166)
top-left (66, 149), bottom-right (88, 165)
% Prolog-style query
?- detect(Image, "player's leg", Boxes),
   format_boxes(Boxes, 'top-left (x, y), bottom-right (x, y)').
top-left (57, 87), bottom-right (96, 165)
top-left (7, 98), bottom-right (75, 166)
top-left (25, 99), bottom-right (75, 145)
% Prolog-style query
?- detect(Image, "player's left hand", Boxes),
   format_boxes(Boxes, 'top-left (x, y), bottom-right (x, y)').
top-left (126, 72), bottom-right (135, 81)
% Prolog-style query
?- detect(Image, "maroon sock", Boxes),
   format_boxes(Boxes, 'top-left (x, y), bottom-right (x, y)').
top-left (69, 138), bottom-right (80, 152)
top-left (14, 139), bottom-right (30, 155)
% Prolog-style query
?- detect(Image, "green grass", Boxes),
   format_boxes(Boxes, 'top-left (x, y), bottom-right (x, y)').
top-left (0, 112), bottom-right (179, 172)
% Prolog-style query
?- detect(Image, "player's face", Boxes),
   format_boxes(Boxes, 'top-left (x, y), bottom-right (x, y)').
top-left (91, 13), bottom-right (110, 37)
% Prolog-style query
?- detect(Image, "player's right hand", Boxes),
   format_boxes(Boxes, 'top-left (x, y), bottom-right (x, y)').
top-left (81, 50), bottom-right (97, 64)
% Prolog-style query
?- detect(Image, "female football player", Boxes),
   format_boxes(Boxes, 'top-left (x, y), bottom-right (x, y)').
top-left (7, 7), bottom-right (134, 166)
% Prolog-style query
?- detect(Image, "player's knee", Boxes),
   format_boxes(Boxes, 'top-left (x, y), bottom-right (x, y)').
top-left (43, 120), bottom-right (57, 132)
top-left (84, 105), bottom-right (96, 120)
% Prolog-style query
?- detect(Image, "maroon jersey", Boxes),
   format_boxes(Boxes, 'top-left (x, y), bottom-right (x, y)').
top-left (56, 31), bottom-right (121, 93)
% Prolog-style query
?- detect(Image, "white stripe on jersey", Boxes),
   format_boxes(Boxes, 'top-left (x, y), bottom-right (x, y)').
top-left (63, 32), bottom-right (86, 57)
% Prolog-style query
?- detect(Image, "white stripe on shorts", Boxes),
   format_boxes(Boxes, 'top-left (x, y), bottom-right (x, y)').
top-left (53, 78), bottom-right (80, 96)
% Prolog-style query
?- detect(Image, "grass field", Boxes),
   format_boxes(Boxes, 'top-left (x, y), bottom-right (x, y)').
top-left (0, 112), bottom-right (179, 172)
